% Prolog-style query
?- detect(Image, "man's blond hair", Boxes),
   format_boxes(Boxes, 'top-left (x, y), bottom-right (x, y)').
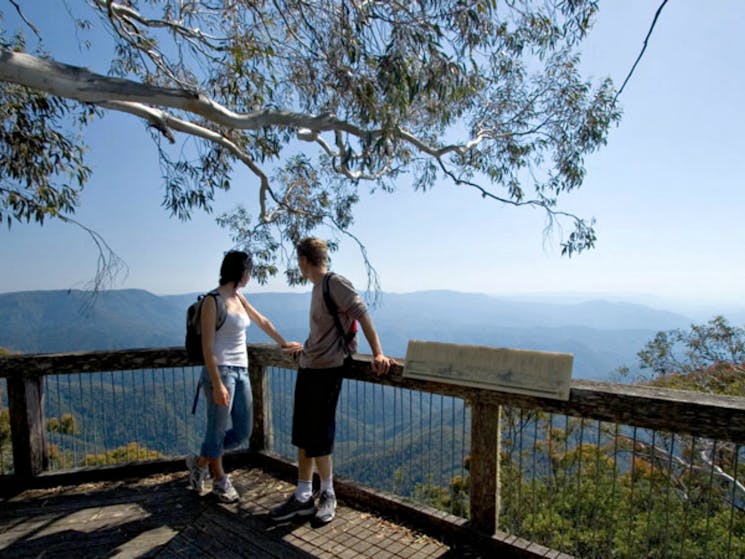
top-left (296, 237), bottom-right (328, 267)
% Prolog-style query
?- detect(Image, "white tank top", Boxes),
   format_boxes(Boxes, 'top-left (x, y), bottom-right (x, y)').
top-left (214, 311), bottom-right (250, 367)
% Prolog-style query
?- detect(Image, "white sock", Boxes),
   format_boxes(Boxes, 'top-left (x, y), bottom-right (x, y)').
top-left (320, 476), bottom-right (334, 496)
top-left (295, 479), bottom-right (313, 502)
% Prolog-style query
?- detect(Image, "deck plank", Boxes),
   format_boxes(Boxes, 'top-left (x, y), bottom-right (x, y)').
top-left (0, 467), bottom-right (462, 558)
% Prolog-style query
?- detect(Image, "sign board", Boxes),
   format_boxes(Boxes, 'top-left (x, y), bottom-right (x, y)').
top-left (403, 340), bottom-right (573, 400)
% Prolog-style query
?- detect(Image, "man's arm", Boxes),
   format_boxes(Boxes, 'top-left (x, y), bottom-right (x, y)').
top-left (357, 313), bottom-right (394, 376)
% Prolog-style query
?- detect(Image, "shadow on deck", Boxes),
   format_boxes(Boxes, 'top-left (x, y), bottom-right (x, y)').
top-left (0, 465), bottom-right (484, 558)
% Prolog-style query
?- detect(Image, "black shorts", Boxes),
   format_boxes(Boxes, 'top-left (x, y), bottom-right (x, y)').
top-left (291, 365), bottom-right (344, 458)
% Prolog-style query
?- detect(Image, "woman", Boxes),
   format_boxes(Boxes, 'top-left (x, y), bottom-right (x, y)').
top-left (186, 250), bottom-right (300, 502)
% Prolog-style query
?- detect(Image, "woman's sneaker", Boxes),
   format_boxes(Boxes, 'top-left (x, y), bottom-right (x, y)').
top-left (212, 475), bottom-right (240, 503)
top-left (269, 494), bottom-right (315, 521)
top-left (315, 490), bottom-right (337, 524)
top-left (185, 455), bottom-right (210, 493)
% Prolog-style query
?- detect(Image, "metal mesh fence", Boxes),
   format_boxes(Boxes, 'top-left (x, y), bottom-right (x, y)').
top-left (0, 378), bottom-right (10, 475)
top-left (498, 408), bottom-right (745, 559)
top-left (44, 366), bottom-right (207, 469)
top-left (268, 367), bottom-right (471, 516)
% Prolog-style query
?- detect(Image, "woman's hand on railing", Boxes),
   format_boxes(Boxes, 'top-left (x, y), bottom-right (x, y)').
top-left (282, 342), bottom-right (303, 358)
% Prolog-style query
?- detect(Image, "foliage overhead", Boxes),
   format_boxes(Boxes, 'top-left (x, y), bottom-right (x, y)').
top-left (0, 0), bottom-right (622, 286)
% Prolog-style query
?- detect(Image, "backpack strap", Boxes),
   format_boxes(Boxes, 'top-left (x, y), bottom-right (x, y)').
top-left (206, 290), bottom-right (227, 331)
top-left (322, 273), bottom-right (354, 356)
top-left (191, 378), bottom-right (203, 414)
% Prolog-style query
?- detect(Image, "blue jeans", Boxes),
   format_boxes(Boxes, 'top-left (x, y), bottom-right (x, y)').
top-left (200, 365), bottom-right (252, 458)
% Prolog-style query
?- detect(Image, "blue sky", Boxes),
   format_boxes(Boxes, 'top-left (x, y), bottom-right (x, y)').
top-left (1, 1), bottom-right (744, 315)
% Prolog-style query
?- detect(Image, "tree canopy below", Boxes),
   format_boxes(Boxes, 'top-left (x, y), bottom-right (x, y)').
top-left (620, 315), bottom-right (745, 391)
top-left (0, 0), bottom-right (627, 287)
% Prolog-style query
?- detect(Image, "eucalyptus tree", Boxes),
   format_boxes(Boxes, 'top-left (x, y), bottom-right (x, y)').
top-left (0, 0), bottom-right (622, 287)
top-left (614, 316), bottom-right (745, 384)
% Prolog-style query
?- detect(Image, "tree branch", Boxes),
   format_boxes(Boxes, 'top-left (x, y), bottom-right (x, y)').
top-left (613, 0), bottom-right (669, 105)
top-left (98, 99), bottom-right (280, 221)
top-left (0, 49), bottom-right (517, 168)
top-left (8, 0), bottom-right (42, 41)
top-left (0, 49), bottom-right (362, 133)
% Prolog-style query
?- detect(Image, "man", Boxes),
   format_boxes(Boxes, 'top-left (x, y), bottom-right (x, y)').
top-left (270, 237), bottom-right (394, 524)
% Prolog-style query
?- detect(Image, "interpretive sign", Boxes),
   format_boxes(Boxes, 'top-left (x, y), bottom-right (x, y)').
top-left (403, 340), bottom-right (573, 400)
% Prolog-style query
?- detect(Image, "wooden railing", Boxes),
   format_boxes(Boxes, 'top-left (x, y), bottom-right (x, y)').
top-left (2, 344), bottom-right (745, 557)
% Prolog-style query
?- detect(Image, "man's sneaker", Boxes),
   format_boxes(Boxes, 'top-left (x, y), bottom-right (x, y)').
top-left (212, 475), bottom-right (240, 503)
top-left (186, 455), bottom-right (210, 492)
top-left (269, 494), bottom-right (315, 521)
top-left (315, 490), bottom-right (337, 524)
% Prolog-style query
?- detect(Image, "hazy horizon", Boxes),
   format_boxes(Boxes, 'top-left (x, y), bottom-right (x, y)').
top-left (2, 285), bottom-right (744, 324)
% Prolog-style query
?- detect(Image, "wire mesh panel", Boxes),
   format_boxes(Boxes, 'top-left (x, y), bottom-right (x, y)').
top-left (267, 368), bottom-right (472, 518)
top-left (44, 366), bottom-right (207, 469)
top-left (335, 382), bottom-right (471, 516)
top-left (268, 366), bottom-right (297, 460)
top-left (0, 377), bottom-right (11, 475)
top-left (498, 408), bottom-right (745, 559)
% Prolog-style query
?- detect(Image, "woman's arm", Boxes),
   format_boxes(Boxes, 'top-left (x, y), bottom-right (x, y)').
top-left (238, 293), bottom-right (301, 349)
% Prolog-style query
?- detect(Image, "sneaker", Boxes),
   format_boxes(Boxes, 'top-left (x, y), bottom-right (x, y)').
top-left (186, 455), bottom-right (210, 492)
top-left (269, 494), bottom-right (315, 521)
top-left (212, 475), bottom-right (240, 503)
top-left (315, 490), bottom-right (337, 524)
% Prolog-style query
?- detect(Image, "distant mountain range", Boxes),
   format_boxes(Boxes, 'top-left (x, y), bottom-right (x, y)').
top-left (0, 288), bottom-right (701, 380)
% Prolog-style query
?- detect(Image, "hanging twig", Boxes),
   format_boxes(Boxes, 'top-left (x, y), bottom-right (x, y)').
top-left (613, 0), bottom-right (670, 105)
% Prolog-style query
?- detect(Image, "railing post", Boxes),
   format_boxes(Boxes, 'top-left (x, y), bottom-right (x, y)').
top-left (7, 373), bottom-right (47, 478)
top-left (469, 398), bottom-right (501, 534)
top-left (248, 360), bottom-right (272, 452)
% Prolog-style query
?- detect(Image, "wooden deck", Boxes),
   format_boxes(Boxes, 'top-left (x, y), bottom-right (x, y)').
top-left (0, 466), bottom-right (485, 558)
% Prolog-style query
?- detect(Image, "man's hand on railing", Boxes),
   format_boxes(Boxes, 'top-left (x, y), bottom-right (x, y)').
top-left (371, 354), bottom-right (397, 377)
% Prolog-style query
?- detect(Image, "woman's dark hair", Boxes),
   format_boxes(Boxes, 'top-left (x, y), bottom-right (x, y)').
top-left (219, 250), bottom-right (253, 286)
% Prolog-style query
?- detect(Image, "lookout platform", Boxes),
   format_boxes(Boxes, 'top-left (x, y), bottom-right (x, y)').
top-left (0, 465), bottom-right (484, 558)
